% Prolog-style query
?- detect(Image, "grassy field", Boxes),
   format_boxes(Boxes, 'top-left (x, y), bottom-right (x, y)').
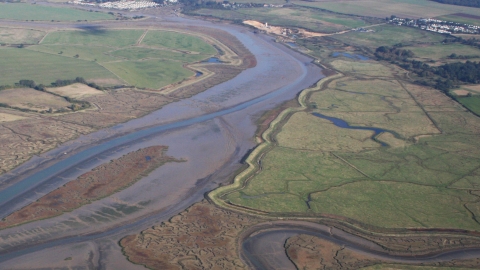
top-left (102, 60), bottom-right (194, 89)
top-left (27, 44), bottom-right (119, 62)
top-left (193, 7), bottom-right (372, 33)
top-left (0, 27), bottom-right (46, 45)
top-left (457, 96), bottom-right (480, 115)
top-left (291, 0), bottom-right (480, 19)
top-left (0, 88), bottom-right (71, 112)
top-left (405, 43), bottom-right (480, 61)
top-left (2, 28), bottom-right (218, 89)
top-left (436, 13), bottom-right (480, 26)
top-left (215, 50), bottom-right (480, 230)
top-left (109, 47), bottom-right (209, 62)
top-left (0, 3), bottom-right (114, 21)
top-left (141, 31), bottom-right (216, 54)
top-left (41, 30), bottom-right (144, 48)
top-left (0, 47), bottom-right (116, 86)
top-left (333, 25), bottom-right (444, 49)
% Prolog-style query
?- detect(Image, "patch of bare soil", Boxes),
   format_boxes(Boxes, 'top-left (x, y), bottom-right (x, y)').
top-left (46, 83), bottom-right (105, 99)
top-left (0, 146), bottom-right (178, 229)
top-left (0, 88), bottom-right (71, 113)
top-left (120, 200), bottom-right (263, 270)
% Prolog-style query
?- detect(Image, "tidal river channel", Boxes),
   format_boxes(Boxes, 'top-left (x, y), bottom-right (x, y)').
top-left (0, 14), bottom-right (323, 268)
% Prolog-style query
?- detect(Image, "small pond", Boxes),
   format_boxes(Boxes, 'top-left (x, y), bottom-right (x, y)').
top-left (332, 52), bottom-right (369, 61)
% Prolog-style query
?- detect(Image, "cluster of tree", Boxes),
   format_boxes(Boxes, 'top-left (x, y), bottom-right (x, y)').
top-left (448, 53), bottom-right (479, 59)
top-left (374, 45), bottom-right (480, 91)
top-left (374, 46), bottom-right (415, 61)
top-left (51, 77), bottom-right (105, 90)
top-left (431, 0), bottom-right (480, 8)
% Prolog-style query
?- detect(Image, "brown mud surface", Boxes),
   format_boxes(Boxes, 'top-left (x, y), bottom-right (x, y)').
top-left (286, 234), bottom-right (380, 269)
top-left (286, 234), bottom-right (480, 269)
top-left (0, 145), bottom-right (178, 229)
top-left (120, 200), bottom-right (264, 270)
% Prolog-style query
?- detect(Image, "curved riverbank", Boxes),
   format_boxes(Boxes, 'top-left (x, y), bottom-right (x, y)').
top-left (0, 14), bottom-right (323, 267)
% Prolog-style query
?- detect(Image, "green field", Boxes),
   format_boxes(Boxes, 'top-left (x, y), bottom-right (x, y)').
top-left (41, 30), bottom-right (144, 48)
top-left (0, 28), bottom-right (217, 89)
top-left (457, 96), bottom-right (480, 115)
top-left (0, 47), bottom-right (116, 86)
top-left (0, 27), bottom-right (46, 45)
top-left (291, 0), bottom-right (480, 19)
top-left (28, 44), bottom-right (119, 62)
top-left (0, 3), bottom-right (114, 21)
top-left (109, 47), bottom-right (209, 62)
top-left (141, 31), bottom-right (216, 54)
top-left (405, 43), bottom-right (480, 60)
top-left (333, 25), bottom-right (444, 49)
top-left (102, 60), bottom-right (194, 89)
top-left (214, 52), bottom-right (480, 230)
top-left (193, 7), bottom-right (372, 33)
top-left (436, 14), bottom-right (480, 26)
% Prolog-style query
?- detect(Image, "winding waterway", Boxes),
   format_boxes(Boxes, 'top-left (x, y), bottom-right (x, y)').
top-left (0, 12), bottom-right (323, 268)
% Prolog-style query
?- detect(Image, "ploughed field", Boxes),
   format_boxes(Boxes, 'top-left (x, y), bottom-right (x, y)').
top-left (0, 146), bottom-right (179, 229)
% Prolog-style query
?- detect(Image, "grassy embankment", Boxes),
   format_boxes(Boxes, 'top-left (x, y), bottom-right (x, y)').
top-left (210, 21), bottom-right (480, 231)
top-left (0, 28), bottom-right (216, 89)
top-left (0, 3), bottom-right (114, 21)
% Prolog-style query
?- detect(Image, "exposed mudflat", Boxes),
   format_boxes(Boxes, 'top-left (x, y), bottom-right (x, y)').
top-left (121, 200), bottom-right (263, 269)
top-left (0, 11), bottom-right (323, 269)
top-left (0, 146), bottom-right (177, 229)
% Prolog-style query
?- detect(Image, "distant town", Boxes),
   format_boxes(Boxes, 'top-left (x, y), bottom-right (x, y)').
top-left (69, 0), bottom-right (177, 10)
top-left (389, 16), bottom-right (480, 34)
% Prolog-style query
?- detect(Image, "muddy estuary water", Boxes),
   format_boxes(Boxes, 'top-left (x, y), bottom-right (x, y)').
top-left (0, 14), bottom-right (323, 268)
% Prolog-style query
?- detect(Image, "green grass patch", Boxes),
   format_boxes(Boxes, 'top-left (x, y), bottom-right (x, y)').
top-left (333, 25), bottom-right (444, 49)
top-left (457, 95), bottom-right (480, 115)
top-left (310, 181), bottom-right (479, 230)
top-left (41, 30), bottom-right (143, 48)
top-left (0, 3), bottom-right (114, 21)
top-left (0, 47), bottom-right (116, 86)
top-left (109, 47), bottom-right (210, 62)
top-left (102, 60), bottom-right (193, 89)
top-left (27, 45), bottom-right (118, 62)
top-left (405, 43), bottom-right (480, 60)
top-left (141, 31), bottom-right (216, 54)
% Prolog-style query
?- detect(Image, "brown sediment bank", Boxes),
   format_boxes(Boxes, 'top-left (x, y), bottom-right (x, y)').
top-left (0, 146), bottom-right (178, 229)
top-left (120, 200), bottom-right (264, 270)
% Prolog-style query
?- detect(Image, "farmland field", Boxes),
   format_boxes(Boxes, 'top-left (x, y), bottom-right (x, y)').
top-left (291, 0), bottom-right (480, 19)
top-left (0, 3), bottom-right (114, 21)
top-left (405, 43), bottom-right (480, 61)
top-left (193, 7), bottom-right (373, 33)
top-left (0, 47), bottom-right (117, 86)
top-left (457, 96), bottom-right (480, 115)
top-left (141, 30), bottom-right (217, 54)
top-left (332, 25), bottom-right (444, 49)
top-left (102, 60), bottom-right (194, 89)
top-left (0, 27), bottom-right (46, 45)
top-left (436, 13), bottom-right (480, 25)
top-left (41, 30), bottom-right (144, 48)
top-left (2, 29), bottom-right (216, 89)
